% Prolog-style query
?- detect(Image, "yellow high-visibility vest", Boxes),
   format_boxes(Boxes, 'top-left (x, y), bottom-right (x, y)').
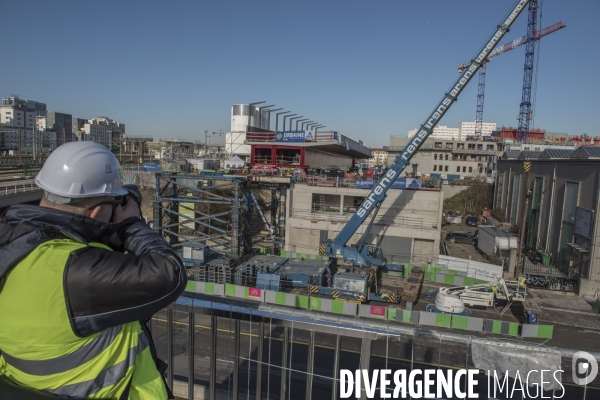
top-left (0, 239), bottom-right (167, 399)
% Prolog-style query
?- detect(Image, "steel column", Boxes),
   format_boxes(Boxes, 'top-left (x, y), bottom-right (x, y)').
top-left (359, 338), bottom-right (372, 400)
top-left (256, 323), bottom-right (264, 400)
top-left (188, 312), bottom-right (195, 400)
top-left (209, 315), bottom-right (217, 400)
top-left (232, 320), bottom-right (240, 400)
top-left (305, 330), bottom-right (315, 400)
top-left (331, 334), bottom-right (341, 400)
top-left (167, 309), bottom-right (174, 389)
top-left (280, 326), bottom-right (289, 400)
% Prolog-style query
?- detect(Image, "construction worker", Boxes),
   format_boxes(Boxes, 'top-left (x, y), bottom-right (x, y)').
top-left (0, 141), bottom-right (187, 399)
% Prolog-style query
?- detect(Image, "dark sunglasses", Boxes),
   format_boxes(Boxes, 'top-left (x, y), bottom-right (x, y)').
top-left (88, 194), bottom-right (129, 210)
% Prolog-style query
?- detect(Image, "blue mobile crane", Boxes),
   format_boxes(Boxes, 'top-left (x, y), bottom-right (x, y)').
top-left (320, 0), bottom-right (531, 268)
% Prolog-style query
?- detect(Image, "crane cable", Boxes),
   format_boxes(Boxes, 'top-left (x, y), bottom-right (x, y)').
top-left (531, 0), bottom-right (544, 130)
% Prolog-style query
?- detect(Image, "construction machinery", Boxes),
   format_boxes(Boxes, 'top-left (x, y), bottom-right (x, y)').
top-left (320, 0), bottom-right (531, 268)
top-left (457, 20), bottom-right (566, 137)
top-left (427, 278), bottom-right (527, 316)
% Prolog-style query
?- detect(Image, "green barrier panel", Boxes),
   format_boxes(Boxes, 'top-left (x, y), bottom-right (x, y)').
top-left (444, 275), bottom-right (455, 285)
top-left (296, 252), bottom-right (302, 258)
top-left (463, 277), bottom-right (476, 286)
top-left (275, 292), bottom-right (287, 305)
top-left (435, 314), bottom-right (451, 328)
top-left (204, 282), bottom-right (215, 295)
top-left (316, 255), bottom-right (323, 260)
top-left (537, 325), bottom-right (554, 339)
top-left (448, 269), bottom-right (458, 275)
top-left (492, 320), bottom-right (503, 334)
top-left (433, 267), bottom-right (442, 273)
top-left (296, 295), bottom-right (309, 309)
top-left (309, 297), bottom-right (322, 311)
top-left (423, 272), bottom-right (432, 281)
top-left (186, 281), bottom-right (197, 291)
top-left (402, 310), bottom-right (412, 323)
top-left (451, 316), bottom-right (469, 330)
top-left (331, 301), bottom-right (344, 314)
top-left (404, 264), bottom-right (413, 278)
top-left (225, 284), bottom-right (236, 297)
top-left (280, 250), bottom-right (287, 257)
top-left (508, 322), bottom-right (519, 337)
top-left (387, 308), bottom-right (397, 320)
top-left (476, 279), bottom-right (488, 284)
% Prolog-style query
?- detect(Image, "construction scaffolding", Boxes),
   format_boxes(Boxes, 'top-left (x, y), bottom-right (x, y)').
top-left (152, 172), bottom-right (288, 258)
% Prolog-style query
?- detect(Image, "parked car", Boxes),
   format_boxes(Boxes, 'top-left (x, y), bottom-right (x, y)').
top-left (445, 232), bottom-right (477, 245)
top-left (465, 216), bottom-right (479, 227)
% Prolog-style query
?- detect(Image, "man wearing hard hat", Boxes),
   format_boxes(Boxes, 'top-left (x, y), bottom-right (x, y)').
top-left (0, 141), bottom-right (186, 399)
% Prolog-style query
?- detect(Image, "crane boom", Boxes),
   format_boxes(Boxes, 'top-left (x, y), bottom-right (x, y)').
top-left (457, 22), bottom-right (566, 73)
top-left (322, 0), bottom-right (531, 266)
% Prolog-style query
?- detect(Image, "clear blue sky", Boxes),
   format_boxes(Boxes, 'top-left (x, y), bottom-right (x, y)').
top-left (2, 0), bottom-right (598, 147)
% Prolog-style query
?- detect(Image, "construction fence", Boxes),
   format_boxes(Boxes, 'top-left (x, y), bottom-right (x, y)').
top-left (151, 294), bottom-right (599, 400)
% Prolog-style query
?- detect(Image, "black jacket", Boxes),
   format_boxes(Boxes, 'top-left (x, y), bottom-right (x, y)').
top-left (0, 204), bottom-right (187, 337)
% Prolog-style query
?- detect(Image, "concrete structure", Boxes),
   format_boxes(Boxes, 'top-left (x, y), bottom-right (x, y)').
top-left (2, 95), bottom-right (47, 116)
top-left (227, 104), bottom-right (271, 156)
top-left (386, 136), bottom-right (500, 180)
top-left (246, 131), bottom-right (372, 171)
top-left (71, 117), bottom-right (87, 141)
top-left (408, 125), bottom-right (460, 141)
top-left (459, 121), bottom-right (497, 138)
top-left (495, 148), bottom-right (600, 298)
top-left (368, 148), bottom-right (389, 168)
top-left (0, 105), bottom-right (35, 150)
top-left (46, 111), bottom-right (73, 144)
top-left (82, 116), bottom-right (125, 151)
top-left (285, 183), bottom-right (442, 264)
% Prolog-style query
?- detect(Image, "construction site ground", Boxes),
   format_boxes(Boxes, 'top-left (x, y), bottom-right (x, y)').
top-left (142, 187), bottom-right (600, 352)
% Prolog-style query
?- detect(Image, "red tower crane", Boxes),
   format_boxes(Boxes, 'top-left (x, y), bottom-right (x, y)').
top-left (458, 21), bottom-right (566, 138)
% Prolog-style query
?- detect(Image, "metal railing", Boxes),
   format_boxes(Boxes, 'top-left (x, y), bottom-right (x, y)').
top-left (0, 182), bottom-right (39, 195)
top-left (291, 209), bottom-right (437, 229)
top-left (246, 131), bottom-right (340, 143)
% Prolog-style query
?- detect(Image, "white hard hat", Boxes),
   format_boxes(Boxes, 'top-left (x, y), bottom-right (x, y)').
top-left (35, 141), bottom-right (128, 204)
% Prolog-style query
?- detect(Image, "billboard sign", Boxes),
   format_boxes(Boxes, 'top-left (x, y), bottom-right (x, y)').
top-left (275, 130), bottom-right (310, 142)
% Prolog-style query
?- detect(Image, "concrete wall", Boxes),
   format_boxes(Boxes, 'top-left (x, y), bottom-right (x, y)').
top-left (305, 148), bottom-right (352, 169)
top-left (285, 184), bottom-right (443, 264)
top-left (442, 185), bottom-right (470, 200)
top-left (496, 158), bottom-right (600, 297)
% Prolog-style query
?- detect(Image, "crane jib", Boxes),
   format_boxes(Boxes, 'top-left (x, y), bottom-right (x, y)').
top-left (331, 0), bottom-right (530, 248)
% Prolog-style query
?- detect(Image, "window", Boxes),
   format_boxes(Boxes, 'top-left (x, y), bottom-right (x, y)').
top-left (439, 165), bottom-right (443, 171)
top-left (435, 142), bottom-right (442, 149)
top-left (457, 166), bottom-right (461, 172)
top-left (463, 166), bottom-right (466, 172)
top-left (433, 165), bottom-right (437, 171)
top-left (468, 144), bottom-right (475, 150)
top-left (434, 154), bottom-right (437, 160)
top-left (469, 167), bottom-right (473, 173)
top-left (487, 145), bottom-right (494, 150)
top-left (445, 166), bottom-right (448, 172)
top-left (445, 154), bottom-right (448, 160)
